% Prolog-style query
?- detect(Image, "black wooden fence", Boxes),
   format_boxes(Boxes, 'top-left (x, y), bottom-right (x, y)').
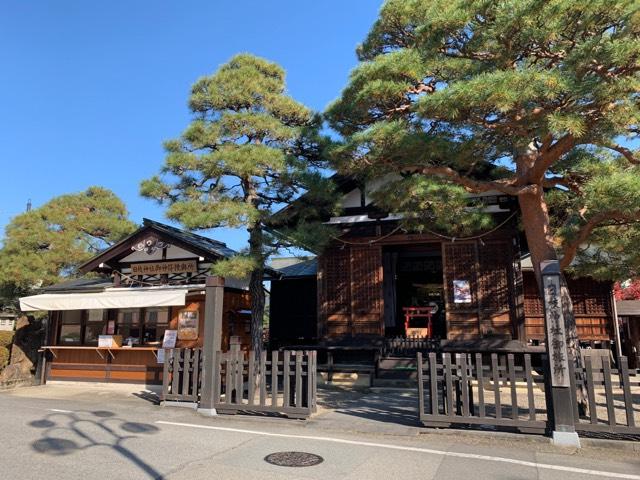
top-left (418, 351), bottom-right (640, 436)
top-left (213, 349), bottom-right (317, 418)
top-left (161, 348), bottom-right (201, 403)
top-left (418, 352), bottom-right (547, 433)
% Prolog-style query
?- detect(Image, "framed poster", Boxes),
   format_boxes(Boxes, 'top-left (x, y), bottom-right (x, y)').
top-left (453, 279), bottom-right (472, 303)
top-left (157, 330), bottom-right (178, 364)
top-left (177, 310), bottom-right (199, 340)
top-left (162, 330), bottom-right (178, 348)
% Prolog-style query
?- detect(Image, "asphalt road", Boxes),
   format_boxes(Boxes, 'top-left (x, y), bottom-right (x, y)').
top-left (0, 383), bottom-right (639, 480)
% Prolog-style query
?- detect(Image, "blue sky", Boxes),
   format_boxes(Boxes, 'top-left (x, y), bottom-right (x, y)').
top-left (0, 1), bottom-right (382, 251)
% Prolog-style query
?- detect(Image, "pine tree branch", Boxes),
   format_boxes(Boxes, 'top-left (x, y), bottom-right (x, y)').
top-left (600, 143), bottom-right (640, 165)
top-left (416, 166), bottom-right (533, 196)
top-left (527, 134), bottom-right (575, 182)
top-left (560, 210), bottom-right (640, 269)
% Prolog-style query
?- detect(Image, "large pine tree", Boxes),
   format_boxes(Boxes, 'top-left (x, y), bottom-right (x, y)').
top-left (0, 186), bottom-right (136, 307)
top-left (326, 0), bottom-right (640, 363)
top-left (141, 54), bottom-right (332, 355)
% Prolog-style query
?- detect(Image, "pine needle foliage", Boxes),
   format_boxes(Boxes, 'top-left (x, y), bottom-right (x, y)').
top-left (141, 54), bottom-right (335, 354)
top-left (327, 0), bottom-right (640, 282)
top-left (0, 187), bottom-right (136, 307)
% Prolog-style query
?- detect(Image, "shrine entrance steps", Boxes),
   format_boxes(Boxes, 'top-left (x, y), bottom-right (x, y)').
top-left (372, 357), bottom-right (418, 388)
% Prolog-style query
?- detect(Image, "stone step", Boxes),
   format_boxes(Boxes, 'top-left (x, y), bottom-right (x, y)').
top-left (376, 356), bottom-right (418, 380)
top-left (371, 377), bottom-right (418, 388)
top-left (377, 357), bottom-right (417, 370)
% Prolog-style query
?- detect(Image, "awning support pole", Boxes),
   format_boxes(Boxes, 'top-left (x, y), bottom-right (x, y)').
top-left (198, 276), bottom-right (225, 416)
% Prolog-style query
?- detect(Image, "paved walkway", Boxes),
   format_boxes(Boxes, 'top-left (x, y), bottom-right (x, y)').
top-left (314, 386), bottom-right (423, 435)
top-left (0, 383), bottom-right (639, 480)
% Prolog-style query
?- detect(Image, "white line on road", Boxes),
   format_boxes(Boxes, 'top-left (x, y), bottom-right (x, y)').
top-left (48, 408), bottom-right (73, 413)
top-left (156, 420), bottom-right (640, 480)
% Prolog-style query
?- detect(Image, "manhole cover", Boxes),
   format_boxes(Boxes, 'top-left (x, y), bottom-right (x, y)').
top-left (264, 451), bottom-right (324, 467)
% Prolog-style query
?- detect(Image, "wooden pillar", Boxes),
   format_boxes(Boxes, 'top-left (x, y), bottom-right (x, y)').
top-left (35, 312), bottom-right (54, 385)
top-left (198, 275), bottom-right (225, 416)
top-left (611, 291), bottom-right (623, 360)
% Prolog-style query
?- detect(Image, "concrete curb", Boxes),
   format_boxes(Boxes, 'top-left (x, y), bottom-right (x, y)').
top-left (417, 426), bottom-right (640, 452)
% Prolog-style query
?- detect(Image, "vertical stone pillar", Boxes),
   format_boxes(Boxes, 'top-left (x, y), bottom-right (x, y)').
top-left (540, 260), bottom-right (580, 447)
top-left (198, 275), bottom-right (225, 416)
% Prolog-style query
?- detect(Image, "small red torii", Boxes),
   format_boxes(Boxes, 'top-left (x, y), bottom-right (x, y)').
top-left (403, 306), bottom-right (434, 338)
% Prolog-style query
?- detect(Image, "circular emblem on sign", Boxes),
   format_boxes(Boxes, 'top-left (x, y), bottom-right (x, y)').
top-left (264, 451), bottom-right (324, 467)
top-left (131, 236), bottom-right (170, 255)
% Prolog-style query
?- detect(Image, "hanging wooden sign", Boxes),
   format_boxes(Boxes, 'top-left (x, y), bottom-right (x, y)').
top-left (177, 310), bottom-right (199, 340)
top-left (131, 260), bottom-right (197, 275)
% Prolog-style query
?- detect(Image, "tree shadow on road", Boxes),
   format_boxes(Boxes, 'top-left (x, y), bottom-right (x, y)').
top-left (317, 387), bottom-right (422, 427)
top-left (28, 408), bottom-right (163, 479)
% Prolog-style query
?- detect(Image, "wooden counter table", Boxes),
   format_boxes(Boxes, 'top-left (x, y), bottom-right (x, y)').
top-left (40, 346), bottom-right (163, 384)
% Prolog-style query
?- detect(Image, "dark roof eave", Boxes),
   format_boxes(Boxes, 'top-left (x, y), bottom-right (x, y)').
top-left (78, 219), bottom-right (236, 274)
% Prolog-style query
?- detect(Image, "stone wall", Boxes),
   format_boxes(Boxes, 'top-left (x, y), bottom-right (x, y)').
top-left (0, 316), bottom-right (44, 386)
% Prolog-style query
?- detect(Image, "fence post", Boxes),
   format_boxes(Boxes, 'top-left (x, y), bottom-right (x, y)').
top-left (198, 275), bottom-right (225, 416)
top-left (540, 260), bottom-right (580, 447)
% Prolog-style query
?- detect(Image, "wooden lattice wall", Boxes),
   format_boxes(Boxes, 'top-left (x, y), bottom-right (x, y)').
top-left (442, 242), bottom-right (481, 339)
top-left (523, 271), bottom-right (613, 341)
top-left (318, 244), bottom-right (383, 338)
top-left (443, 240), bottom-right (517, 340)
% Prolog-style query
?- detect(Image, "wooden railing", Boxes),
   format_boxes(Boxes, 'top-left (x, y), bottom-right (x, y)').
top-left (161, 348), bottom-right (201, 404)
top-left (418, 351), bottom-right (640, 436)
top-left (213, 348), bottom-right (317, 419)
top-left (418, 352), bottom-right (547, 433)
top-left (383, 336), bottom-right (440, 357)
top-left (570, 355), bottom-right (640, 435)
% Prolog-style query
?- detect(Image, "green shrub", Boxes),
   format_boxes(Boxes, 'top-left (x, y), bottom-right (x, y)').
top-left (0, 331), bottom-right (14, 348)
top-left (0, 346), bottom-right (9, 370)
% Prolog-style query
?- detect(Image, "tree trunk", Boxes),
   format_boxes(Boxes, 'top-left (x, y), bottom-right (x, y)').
top-left (518, 186), bottom-right (585, 411)
top-left (248, 227), bottom-right (265, 360)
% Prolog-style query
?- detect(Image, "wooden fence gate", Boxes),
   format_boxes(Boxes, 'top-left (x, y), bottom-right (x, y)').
top-left (417, 352), bottom-right (640, 436)
top-left (418, 352), bottom-right (548, 433)
top-left (570, 355), bottom-right (640, 435)
top-left (213, 348), bottom-right (317, 419)
top-left (160, 347), bottom-right (317, 418)
top-left (161, 348), bottom-right (202, 404)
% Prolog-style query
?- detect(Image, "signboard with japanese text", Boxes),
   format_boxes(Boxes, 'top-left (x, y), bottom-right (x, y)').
top-left (131, 260), bottom-right (197, 276)
top-left (157, 330), bottom-right (178, 364)
top-left (177, 310), bottom-right (199, 340)
top-left (543, 274), bottom-right (570, 387)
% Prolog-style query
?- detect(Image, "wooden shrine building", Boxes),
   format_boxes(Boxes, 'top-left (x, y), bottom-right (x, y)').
top-left (269, 176), bottom-right (616, 354)
top-left (20, 219), bottom-right (252, 384)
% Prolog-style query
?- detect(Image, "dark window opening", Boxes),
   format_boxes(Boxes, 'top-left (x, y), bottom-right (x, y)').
top-left (143, 308), bottom-right (170, 345)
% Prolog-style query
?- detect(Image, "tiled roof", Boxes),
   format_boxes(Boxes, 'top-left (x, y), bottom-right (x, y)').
top-left (142, 218), bottom-right (238, 258)
top-left (616, 300), bottom-right (640, 316)
top-left (43, 277), bottom-right (113, 293)
top-left (272, 257), bottom-right (318, 278)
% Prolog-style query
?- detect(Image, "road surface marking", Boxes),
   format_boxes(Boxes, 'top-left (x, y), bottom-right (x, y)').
top-left (48, 408), bottom-right (73, 413)
top-left (156, 420), bottom-right (640, 480)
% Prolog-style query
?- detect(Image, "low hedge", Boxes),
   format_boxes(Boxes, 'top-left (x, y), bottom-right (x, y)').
top-left (0, 346), bottom-right (9, 370)
top-left (0, 331), bottom-right (14, 348)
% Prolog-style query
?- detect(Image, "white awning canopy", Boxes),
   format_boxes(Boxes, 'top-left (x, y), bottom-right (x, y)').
top-left (19, 288), bottom-right (187, 312)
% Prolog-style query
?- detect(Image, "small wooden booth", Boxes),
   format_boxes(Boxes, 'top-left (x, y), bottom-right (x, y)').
top-left (21, 219), bottom-right (251, 384)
